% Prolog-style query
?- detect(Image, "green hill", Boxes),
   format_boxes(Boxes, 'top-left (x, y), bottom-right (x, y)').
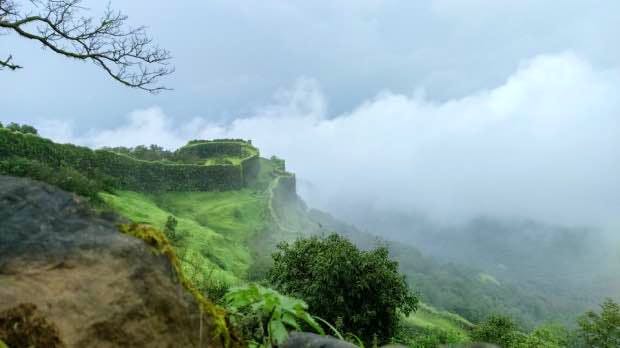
top-left (0, 128), bottom-right (587, 338)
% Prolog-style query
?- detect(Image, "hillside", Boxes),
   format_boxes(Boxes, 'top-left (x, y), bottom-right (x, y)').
top-left (0, 128), bottom-right (595, 344)
top-left (0, 175), bottom-right (240, 347)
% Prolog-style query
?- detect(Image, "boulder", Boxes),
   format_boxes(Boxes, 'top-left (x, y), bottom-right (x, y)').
top-left (0, 176), bottom-right (237, 348)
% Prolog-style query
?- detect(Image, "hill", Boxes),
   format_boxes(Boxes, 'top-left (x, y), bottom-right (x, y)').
top-left (0, 128), bottom-right (593, 337)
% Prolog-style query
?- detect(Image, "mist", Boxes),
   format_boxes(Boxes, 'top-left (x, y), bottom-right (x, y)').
top-left (36, 52), bottom-right (620, 236)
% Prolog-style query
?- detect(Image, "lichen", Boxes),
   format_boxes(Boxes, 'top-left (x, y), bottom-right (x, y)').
top-left (118, 223), bottom-right (240, 347)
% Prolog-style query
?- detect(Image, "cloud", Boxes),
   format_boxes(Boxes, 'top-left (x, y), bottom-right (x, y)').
top-left (43, 52), bottom-right (620, 228)
top-left (4, 0), bottom-right (620, 130)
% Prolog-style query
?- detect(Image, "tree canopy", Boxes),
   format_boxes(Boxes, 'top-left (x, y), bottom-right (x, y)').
top-left (267, 234), bottom-right (418, 344)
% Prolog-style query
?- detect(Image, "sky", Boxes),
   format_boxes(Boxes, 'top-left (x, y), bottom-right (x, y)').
top-left (2, 0), bottom-right (620, 230)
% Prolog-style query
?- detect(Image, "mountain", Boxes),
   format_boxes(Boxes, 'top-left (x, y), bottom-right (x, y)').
top-left (0, 127), bottom-right (606, 345)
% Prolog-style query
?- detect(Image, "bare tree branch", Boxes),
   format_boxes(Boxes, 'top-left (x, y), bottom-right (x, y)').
top-left (0, 0), bottom-right (173, 92)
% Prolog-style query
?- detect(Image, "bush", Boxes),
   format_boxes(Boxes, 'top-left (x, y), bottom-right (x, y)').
top-left (393, 324), bottom-right (463, 348)
top-left (6, 122), bottom-right (38, 135)
top-left (225, 284), bottom-right (324, 347)
top-left (471, 315), bottom-right (519, 347)
top-left (267, 234), bottom-right (418, 344)
top-left (577, 298), bottom-right (620, 348)
top-left (0, 157), bottom-right (105, 200)
top-left (163, 216), bottom-right (180, 243)
top-left (0, 129), bottom-right (253, 192)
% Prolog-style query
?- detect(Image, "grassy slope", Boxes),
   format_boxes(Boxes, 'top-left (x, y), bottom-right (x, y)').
top-left (405, 303), bottom-right (473, 338)
top-left (100, 158), bottom-right (286, 286)
top-left (101, 188), bottom-right (269, 285)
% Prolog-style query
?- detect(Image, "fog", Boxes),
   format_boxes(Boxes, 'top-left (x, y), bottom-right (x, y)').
top-left (38, 52), bottom-right (620, 234)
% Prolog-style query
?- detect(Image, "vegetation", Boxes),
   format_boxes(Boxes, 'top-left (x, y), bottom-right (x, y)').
top-left (2, 122), bottom-right (38, 135)
top-left (471, 314), bottom-right (520, 347)
top-left (101, 188), bottom-right (273, 286)
top-left (1, 134), bottom-right (618, 348)
top-left (101, 144), bottom-right (174, 161)
top-left (0, 130), bottom-right (259, 192)
top-left (306, 209), bottom-right (584, 328)
top-left (225, 284), bottom-right (323, 347)
top-left (267, 234), bottom-right (418, 344)
top-left (393, 303), bottom-right (472, 347)
top-left (577, 298), bottom-right (620, 348)
top-left (0, 156), bottom-right (106, 200)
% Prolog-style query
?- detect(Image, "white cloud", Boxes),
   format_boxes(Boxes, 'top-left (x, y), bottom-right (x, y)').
top-left (42, 52), bottom-right (620, 227)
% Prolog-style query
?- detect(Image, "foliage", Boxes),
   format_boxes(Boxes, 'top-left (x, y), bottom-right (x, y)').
top-left (0, 156), bottom-right (106, 200)
top-left (577, 298), bottom-right (620, 348)
top-left (176, 141), bottom-right (258, 163)
top-left (101, 144), bottom-right (174, 161)
top-left (469, 315), bottom-right (571, 348)
top-left (225, 284), bottom-right (324, 347)
top-left (306, 209), bottom-right (582, 329)
top-left (267, 234), bottom-right (418, 344)
top-left (0, 130), bottom-right (260, 192)
top-left (520, 323), bottom-right (569, 348)
top-left (5, 122), bottom-right (38, 135)
top-left (471, 315), bottom-right (519, 347)
top-left (164, 215), bottom-right (181, 243)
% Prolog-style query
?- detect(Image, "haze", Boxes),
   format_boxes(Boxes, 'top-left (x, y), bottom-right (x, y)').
top-left (3, 0), bottom-right (620, 232)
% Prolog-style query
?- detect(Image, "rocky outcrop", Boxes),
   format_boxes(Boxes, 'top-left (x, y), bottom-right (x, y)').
top-left (0, 176), bottom-right (237, 347)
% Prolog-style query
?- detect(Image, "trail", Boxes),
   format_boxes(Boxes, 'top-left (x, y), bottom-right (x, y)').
top-left (266, 175), bottom-right (298, 235)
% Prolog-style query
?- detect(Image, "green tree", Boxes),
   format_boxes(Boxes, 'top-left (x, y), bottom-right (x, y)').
top-left (163, 216), bottom-right (180, 243)
top-left (471, 315), bottom-right (519, 347)
top-left (267, 234), bottom-right (418, 344)
top-left (6, 122), bottom-right (37, 135)
top-left (577, 298), bottom-right (620, 348)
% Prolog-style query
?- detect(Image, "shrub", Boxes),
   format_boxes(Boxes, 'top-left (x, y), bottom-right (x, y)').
top-left (163, 215), bottom-right (180, 243)
top-left (0, 129), bottom-right (254, 192)
top-left (471, 315), bottom-right (519, 347)
top-left (577, 298), bottom-right (620, 348)
top-left (6, 122), bottom-right (38, 135)
top-left (267, 234), bottom-right (418, 344)
top-left (0, 156), bottom-right (105, 200)
top-left (225, 284), bottom-right (324, 347)
top-left (393, 323), bottom-right (464, 348)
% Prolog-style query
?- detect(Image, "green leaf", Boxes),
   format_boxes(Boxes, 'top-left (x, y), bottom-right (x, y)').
top-left (281, 312), bottom-right (302, 331)
top-left (269, 319), bottom-right (289, 345)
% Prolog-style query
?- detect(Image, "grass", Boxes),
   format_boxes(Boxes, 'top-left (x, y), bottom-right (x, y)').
top-left (479, 273), bottom-right (501, 286)
top-left (101, 188), bottom-right (270, 285)
top-left (404, 303), bottom-right (473, 339)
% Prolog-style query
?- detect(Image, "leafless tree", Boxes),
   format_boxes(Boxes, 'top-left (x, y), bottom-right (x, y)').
top-left (0, 0), bottom-right (173, 92)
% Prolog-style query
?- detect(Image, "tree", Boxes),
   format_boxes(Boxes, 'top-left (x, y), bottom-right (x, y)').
top-left (577, 298), bottom-right (620, 348)
top-left (267, 234), bottom-right (418, 344)
top-left (0, 0), bottom-right (172, 92)
top-left (471, 315), bottom-right (519, 347)
top-left (5, 122), bottom-right (37, 135)
top-left (163, 215), bottom-right (179, 243)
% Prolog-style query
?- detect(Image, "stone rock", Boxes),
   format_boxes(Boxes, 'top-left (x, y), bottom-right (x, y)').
top-left (281, 332), bottom-right (359, 348)
top-left (0, 176), bottom-right (234, 348)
